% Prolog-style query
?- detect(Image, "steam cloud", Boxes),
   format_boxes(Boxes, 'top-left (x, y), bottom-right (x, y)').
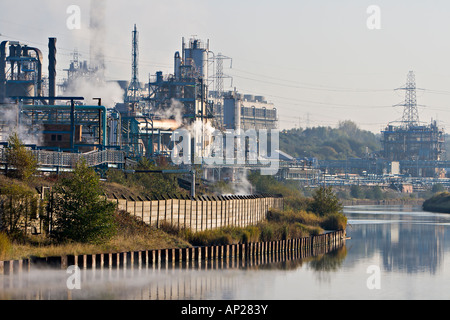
top-left (63, 0), bottom-right (123, 107)
top-left (0, 102), bottom-right (43, 145)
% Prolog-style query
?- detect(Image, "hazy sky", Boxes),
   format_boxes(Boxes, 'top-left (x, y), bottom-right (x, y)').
top-left (2, 0), bottom-right (450, 133)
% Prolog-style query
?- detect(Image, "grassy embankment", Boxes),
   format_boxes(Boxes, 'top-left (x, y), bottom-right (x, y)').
top-left (0, 170), bottom-right (347, 261)
top-left (422, 192), bottom-right (450, 213)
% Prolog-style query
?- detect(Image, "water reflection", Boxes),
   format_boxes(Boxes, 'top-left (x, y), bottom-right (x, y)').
top-left (0, 242), bottom-right (347, 300)
top-left (344, 205), bottom-right (450, 275)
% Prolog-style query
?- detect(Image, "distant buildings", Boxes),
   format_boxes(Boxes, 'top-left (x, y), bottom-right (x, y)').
top-left (210, 90), bottom-right (277, 131)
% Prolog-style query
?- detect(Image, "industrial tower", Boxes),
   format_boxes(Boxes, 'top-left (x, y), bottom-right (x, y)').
top-left (126, 24), bottom-right (141, 105)
top-left (395, 71), bottom-right (420, 127)
top-left (382, 71), bottom-right (444, 176)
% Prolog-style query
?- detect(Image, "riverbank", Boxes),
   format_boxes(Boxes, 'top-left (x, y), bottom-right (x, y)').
top-left (341, 198), bottom-right (424, 206)
top-left (422, 192), bottom-right (450, 213)
top-left (0, 208), bottom-right (346, 261)
top-left (0, 230), bottom-right (346, 274)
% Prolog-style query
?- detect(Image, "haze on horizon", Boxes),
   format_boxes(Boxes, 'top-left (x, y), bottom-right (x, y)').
top-left (1, 0), bottom-right (450, 134)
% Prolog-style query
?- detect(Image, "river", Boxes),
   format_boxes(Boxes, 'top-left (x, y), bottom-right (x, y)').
top-left (1, 205), bottom-right (449, 300)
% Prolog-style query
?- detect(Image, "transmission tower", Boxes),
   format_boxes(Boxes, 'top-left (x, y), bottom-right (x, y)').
top-left (395, 71), bottom-right (421, 127)
top-left (213, 53), bottom-right (232, 99)
top-left (127, 24), bottom-right (140, 104)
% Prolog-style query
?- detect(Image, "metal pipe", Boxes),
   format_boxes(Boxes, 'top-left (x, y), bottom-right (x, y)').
top-left (25, 46), bottom-right (44, 98)
top-left (48, 38), bottom-right (57, 104)
top-left (0, 41), bottom-right (8, 102)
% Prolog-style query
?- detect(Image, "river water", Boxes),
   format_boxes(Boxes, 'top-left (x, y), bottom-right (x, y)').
top-left (1, 205), bottom-right (450, 300)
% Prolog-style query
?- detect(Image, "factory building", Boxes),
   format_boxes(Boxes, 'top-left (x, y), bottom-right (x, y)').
top-left (0, 39), bottom-right (47, 102)
top-left (0, 21), bottom-right (284, 187)
top-left (381, 121), bottom-right (444, 177)
top-left (209, 90), bottom-right (278, 131)
top-left (382, 121), bottom-right (444, 162)
top-left (380, 71), bottom-right (445, 177)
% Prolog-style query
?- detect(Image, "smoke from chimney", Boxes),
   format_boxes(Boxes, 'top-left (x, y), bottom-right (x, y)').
top-left (89, 0), bottom-right (106, 80)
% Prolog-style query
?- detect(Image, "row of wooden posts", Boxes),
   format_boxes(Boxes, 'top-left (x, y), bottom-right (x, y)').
top-left (0, 231), bottom-right (345, 275)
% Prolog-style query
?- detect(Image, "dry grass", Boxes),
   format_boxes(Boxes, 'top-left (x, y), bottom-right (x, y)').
top-left (5, 232), bottom-right (191, 261)
top-left (2, 211), bottom-right (192, 261)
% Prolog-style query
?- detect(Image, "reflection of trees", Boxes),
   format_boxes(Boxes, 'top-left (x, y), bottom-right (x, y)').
top-left (344, 208), bottom-right (449, 275)
top-left (256, 246), bottom-right (348, 272)
top-left (257, 258), bottom-right (306, 271)
top-left (308, 246), bottom-right (348, 272)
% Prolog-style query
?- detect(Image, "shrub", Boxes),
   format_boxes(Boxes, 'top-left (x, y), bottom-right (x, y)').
top-left (320, 213), bottom-right (348, 231)
top-left (258, 222), bottom-right (275, 242)
top-left (423, 192), bottom-right (450, 213)
top-left (52, 160), bottom-right (117, 244)
top-left (5, 132), bottom-right (37, 181)
top-left (308, 186), bottom-right (343, 216)
top-left (0, 183), bottom-right (36, 237)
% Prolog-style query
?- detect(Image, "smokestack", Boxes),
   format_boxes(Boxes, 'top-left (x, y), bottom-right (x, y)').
top-left (48, 37), bottom-right (57, 105)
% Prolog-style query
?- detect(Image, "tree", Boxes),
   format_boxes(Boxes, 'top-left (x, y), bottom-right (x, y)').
top-left (432, 183), bottom-right (445, 194)
top-left (0, 183), bottom-right (36, 237)
top-left (5, 132), bottom-right (37, 181)
top-left (52, 160), bottom-right (117, 243)
top-left (309, 186), bottom-right (343, 216)
top-left (350, 185), bottom-right (364, 199)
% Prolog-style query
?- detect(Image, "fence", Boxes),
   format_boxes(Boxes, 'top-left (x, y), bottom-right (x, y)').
top-left (110, 194), bottom-right (284, 232)
top-left (0, 230), bottom-right (346, 275)
top-left (0, 148), bottom-right (125, 168)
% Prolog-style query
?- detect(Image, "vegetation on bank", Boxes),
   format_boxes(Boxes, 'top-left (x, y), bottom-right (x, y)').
top-left (422, 192), bottom-right (450, 213)
top-left (0, 134), bottom-right (347, 261)
top-left (279, 120), bottom-right (381, 160)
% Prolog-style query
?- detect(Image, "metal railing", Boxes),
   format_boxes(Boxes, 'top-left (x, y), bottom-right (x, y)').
top-left (0, 148), bottom-right (125, 168)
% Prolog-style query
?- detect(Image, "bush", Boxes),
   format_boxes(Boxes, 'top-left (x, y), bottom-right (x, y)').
top-left (308, 186), bottom-right (343, 216)
top-left (0, 183), bottom-right (36, 237)
top-left (268, 208), bottom-right (322, 225)
top-left (5, 133), bottom-right (37, 181)
top-left (320, 213), bottom-right (348, 231)
top-left (52, 160), bottom-right (117, 244)
top-left (423, 192), bottom-right (450, 213)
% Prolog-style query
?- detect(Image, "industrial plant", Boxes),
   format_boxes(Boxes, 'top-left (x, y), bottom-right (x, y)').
top-left (0, 11), bottom-right (449, 194)
top-left (0, 14), bottom-right (281, 193)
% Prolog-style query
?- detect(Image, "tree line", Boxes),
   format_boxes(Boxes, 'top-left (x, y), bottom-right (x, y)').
top-left (280, 120), bottom-right (381, 160)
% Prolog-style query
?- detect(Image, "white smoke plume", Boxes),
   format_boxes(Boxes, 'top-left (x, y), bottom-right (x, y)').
top-left (231, 168), bottom-right (253, 195)
top-left (89, 0), bottom-right (106, 79)
top-left (153, 98), bottom-right (184, 126)
top-left (0, 102), bottom-right (43, 145)
top-left (64, 76), bottom-right (124, 107)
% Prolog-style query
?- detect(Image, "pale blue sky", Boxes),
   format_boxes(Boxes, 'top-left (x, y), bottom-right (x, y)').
top-left (1, 0), bottom-right (450, 133)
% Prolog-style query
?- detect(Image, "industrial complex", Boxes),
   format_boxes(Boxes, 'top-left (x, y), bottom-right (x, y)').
top-left (0, 15), bottom-right (449, 193)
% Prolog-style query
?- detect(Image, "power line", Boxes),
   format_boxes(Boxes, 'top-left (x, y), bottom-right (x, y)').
top-left (229, 68), bottom-right (394, 93)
